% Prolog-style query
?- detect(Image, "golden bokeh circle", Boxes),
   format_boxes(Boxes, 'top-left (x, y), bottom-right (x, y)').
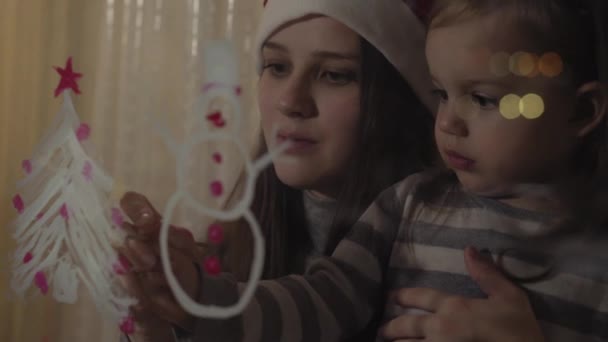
top-left (500, 94), bottom-right (521, 119)
top-left (519, 94), bottom-right (545, 119)
top-left (510, 52), bottom-right (537, 77)
top-left (520, 53), bottom-right (539, 77)
top-left (539, 52), bottom-right (563, 77)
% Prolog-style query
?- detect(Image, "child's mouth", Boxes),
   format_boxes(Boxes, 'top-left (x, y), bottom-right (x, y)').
top-left (445, 150), bottom-right (475, 170)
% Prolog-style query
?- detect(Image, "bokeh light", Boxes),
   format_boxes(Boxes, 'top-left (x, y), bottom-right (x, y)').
top-left (521, 53), bottom-right (539, 77)
top-left (509, 52), bottom-right (537, 77)
top-left (539, 52), bottom-right (563, 77)
top-left (490, 51), bottom-right (562, 78)
top-left (500, 94), bottom-right (521, 119)
top-left (519, 93), bottom-right (545, 119)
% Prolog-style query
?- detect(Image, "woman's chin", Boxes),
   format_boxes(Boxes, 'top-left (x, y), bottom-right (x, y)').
top-left (274, 167), bottom-right (315, 189)
top-left (273, 161), bottom-right (341, 197)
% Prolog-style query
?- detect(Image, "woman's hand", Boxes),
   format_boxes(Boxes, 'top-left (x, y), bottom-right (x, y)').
top-left (119, 192), bottom-right (203, 334)
top-left (380, 247), bottom-right (545, 342)
top-left (122, 304), bottom-right (176, 342)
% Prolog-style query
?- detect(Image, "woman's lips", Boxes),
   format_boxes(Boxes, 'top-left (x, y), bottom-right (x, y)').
top-left (444, 150), bottom-right (475, 170)
top-left (277, 133), bottom-right (317, 153)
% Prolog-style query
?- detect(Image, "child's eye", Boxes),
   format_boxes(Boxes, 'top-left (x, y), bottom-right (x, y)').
top-left (471, 93), bottom-right (498, 109)
top-left (263, 63), bottom-right (289, 77)
top-left (430, 88), bottom-right (448, 103)
top-left (319, 70), bottom-right (357, 85)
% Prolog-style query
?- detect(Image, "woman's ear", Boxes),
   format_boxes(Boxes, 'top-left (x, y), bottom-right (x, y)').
top-left (574, 81), bottom-right (608, 138)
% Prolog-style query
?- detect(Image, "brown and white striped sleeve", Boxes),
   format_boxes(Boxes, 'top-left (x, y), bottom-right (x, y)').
top-left (192, 174), bottom-right (426, 342)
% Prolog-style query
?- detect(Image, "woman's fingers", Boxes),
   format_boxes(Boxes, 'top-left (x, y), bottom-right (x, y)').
top-left (390, 287), bottom-right (452, 313)
top-left (118, 192), bottom-right (203, 331)
top-left (124, 263), bottom-right (185, 323)
top-left (150, 293), bottom-right (192, 324)
top-left (120, 192), bottom-right (163, 237)
top-left (464, 246), bottom-right (525, 302)
top-left (120, 192), bottom-right (204, 268)
top-left (128, 303), bottom-right (176, 342)
top-left (120, 239), bottom-right (158, 271)
top-left (380, 313), bottom-right (430, 340)
top-left (127, 270), bottom-right (192, 327)
top-left (166, 226), bottom-right (204, 261)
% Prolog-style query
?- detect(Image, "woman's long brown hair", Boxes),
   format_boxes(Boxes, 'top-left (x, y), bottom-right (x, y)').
top-left (218, 38), bottom-right (435, 281)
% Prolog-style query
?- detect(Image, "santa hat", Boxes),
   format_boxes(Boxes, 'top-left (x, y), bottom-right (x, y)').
top-left (255, 0), bottom-right (435, 111)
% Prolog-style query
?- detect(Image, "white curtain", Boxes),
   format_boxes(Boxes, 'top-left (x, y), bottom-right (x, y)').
top-left (0, 1), bottom-right (262, 341)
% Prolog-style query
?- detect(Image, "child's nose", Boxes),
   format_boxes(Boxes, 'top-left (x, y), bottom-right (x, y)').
top-left (437, 105), bottom-right (469, 137)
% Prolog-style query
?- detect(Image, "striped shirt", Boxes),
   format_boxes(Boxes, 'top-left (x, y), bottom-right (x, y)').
top-left (193, 172), bottom-right (608, 341)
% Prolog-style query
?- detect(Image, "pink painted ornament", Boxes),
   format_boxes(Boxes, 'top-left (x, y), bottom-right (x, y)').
top-left (82, 161), bottom-right (93, 181)
top-left (22, 160), bottom-right (32, 174)
top-left (76, 123), bottom-right (91, 141)
top-left (23, 252), bottom-right (33, 264)
top-left (207, 224), bottom-right (224, 245)
top-left (111, 208), bottom-right (124, 227)
top-left (113, 254), bottom-right (131, 275)
top-left (13, 194), bottom-right (24, 214)
top-left (210, 181), bottom-right (223, 197)
top-left (206, 111), bottom-right (226, 128)
top-left (119, 316), bottom-right (135, 335)
top-left (203, 256), bottom-right (221, 275)
top-left (212, 152), bottom-right (222, 164)
top-left (34, 271), bottom-right (49, 295)
top-left (59, 204), bottom-right (69, 220)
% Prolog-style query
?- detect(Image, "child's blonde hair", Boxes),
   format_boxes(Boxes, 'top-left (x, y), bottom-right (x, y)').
top-left (429, 0), bottom-right (607, 85)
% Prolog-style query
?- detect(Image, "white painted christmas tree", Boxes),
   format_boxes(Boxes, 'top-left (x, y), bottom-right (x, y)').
top-left (10, 45), bottom-right (290, 339)
top-left (10, 57), bottom-right (137, 334)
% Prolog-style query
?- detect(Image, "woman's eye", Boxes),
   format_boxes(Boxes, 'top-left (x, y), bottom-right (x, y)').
top-left (263, 63), bottom-right (289, 77)
top-left (320, 70), bottom-right (356, 85)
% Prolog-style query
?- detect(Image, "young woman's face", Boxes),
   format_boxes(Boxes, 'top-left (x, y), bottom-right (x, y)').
top-left (258, 16), bottom-right (362, 198)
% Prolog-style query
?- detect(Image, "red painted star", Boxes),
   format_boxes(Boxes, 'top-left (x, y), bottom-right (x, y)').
top-left (54, 57), bottom-right (83, 97)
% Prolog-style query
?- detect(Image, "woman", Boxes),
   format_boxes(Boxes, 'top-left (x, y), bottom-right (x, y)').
top-left (120, 0), bottom-right (435, 340)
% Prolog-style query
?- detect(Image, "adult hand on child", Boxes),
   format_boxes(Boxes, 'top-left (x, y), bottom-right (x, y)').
top-left (119, 192), bottom-right (203, 335)
top-left (380, 246), bottom-right (545, 342)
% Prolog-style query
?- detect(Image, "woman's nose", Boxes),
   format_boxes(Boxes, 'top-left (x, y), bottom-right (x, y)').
top-left (277, 75), bottom-right (315, 119)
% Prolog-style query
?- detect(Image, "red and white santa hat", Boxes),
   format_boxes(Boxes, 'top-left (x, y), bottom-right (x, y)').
top-left (255, 0), bottom-right (435, 111)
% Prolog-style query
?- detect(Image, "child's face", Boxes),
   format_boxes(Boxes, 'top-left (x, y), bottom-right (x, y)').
top-left (426, 13), bottom-right (579, 197)
top-left (258, 16), bottom-right (362, 198)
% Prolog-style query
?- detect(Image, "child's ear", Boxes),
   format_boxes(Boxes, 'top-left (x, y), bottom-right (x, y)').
top-left (574, 81), bottom-right (608, 138)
